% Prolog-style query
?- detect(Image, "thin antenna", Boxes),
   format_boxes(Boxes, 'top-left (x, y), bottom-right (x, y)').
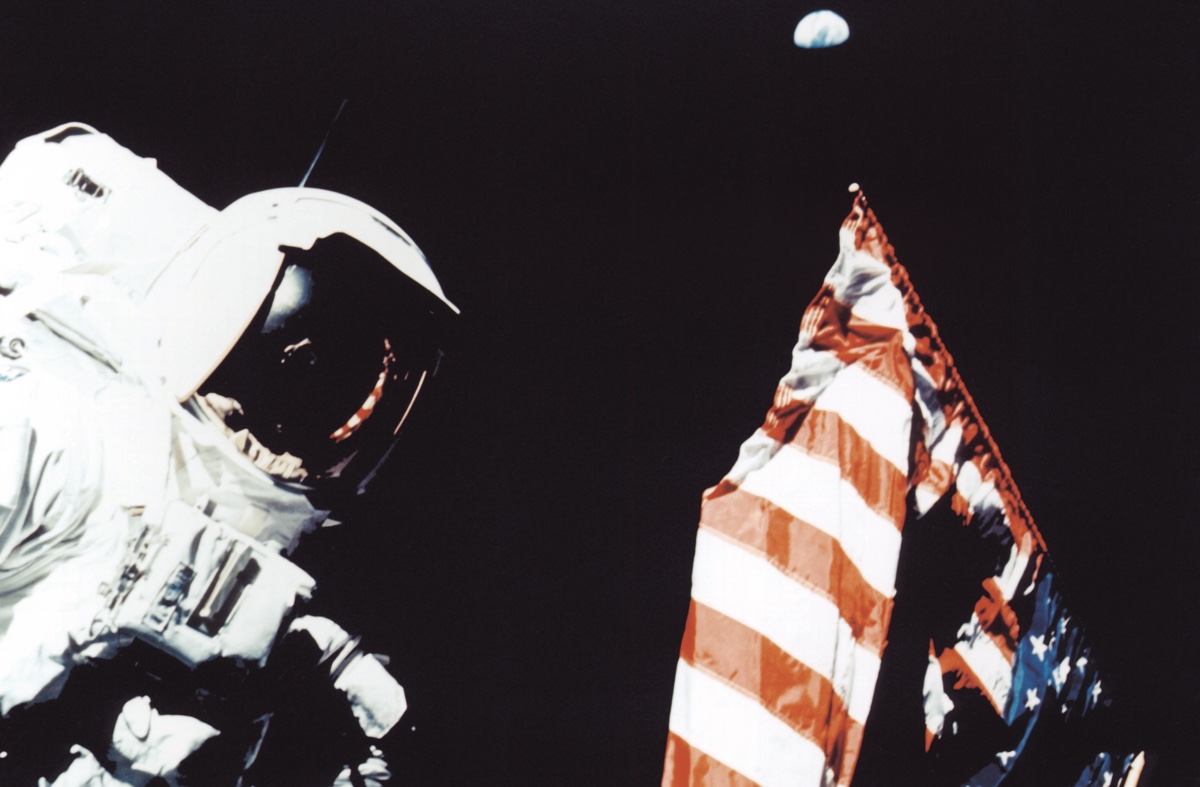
top-left (299, 99), bottom-right (349, 188)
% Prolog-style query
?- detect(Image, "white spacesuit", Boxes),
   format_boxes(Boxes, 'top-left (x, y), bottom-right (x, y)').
top-left (0, 124), bottom-right (458, 786)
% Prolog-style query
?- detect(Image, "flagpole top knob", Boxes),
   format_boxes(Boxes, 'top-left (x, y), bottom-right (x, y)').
top-left (848, 182), bottom-right (860, 193)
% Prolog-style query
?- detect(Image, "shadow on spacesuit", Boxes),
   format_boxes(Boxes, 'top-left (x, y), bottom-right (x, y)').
top-left (0, 124), bottom-right (457, 786)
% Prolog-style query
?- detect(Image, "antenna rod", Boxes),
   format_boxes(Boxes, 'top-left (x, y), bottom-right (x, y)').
top-left (299, 99), bottom-right (349, 188)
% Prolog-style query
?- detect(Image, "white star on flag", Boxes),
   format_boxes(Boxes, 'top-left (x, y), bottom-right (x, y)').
top-left (1102, 771), bottom-right (1113, 787)
top-left (1092, 680), bottom-right (1103, 704)
top-left (658, 190), bottom-right (1140, 787)
top-left (1077, 656), bottom-right (1089, 673)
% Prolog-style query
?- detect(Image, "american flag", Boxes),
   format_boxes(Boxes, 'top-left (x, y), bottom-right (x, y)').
top-left (662, 191), bottom-right (1142, 787)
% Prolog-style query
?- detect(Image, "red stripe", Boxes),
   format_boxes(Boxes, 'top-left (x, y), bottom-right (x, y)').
top-left (760, 280), bottom-right (912, 446)
top-left (760, 395), bottom-right (815, 445)
top-left (806, 295), bottom-right (913, 398)
top-left (663, 731), bottom-right (761, 787)
top-left (937, 646), bottom-right (1004, 716)
top-left (974, 578), bottom-right (1020, 660)
top-left (843, 195), bottom-right (890, 262)
top-left (681, 600), bottom-right (866, 781)
top-left (786, 408), bottom-right (908, 527)
top-left (700, 488), bottom-right (893, 655)
top-left (962, 453), bottom-right (1038, 549)
top-left (917, 458), bottom-right (956, 504)
top-left (842, 191), bottom-right (1080, 787)
top-left (844, 192), bottom-right (1046, 555)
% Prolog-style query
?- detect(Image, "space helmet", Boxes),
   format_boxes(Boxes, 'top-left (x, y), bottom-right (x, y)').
top-left (141, 187), bottom-right (458, 501)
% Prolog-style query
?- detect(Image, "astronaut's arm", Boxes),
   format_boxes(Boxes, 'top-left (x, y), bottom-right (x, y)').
top-left (245, 615), bottom-right (404, 786)
top-left (284, 616), bottom-right (407, 739)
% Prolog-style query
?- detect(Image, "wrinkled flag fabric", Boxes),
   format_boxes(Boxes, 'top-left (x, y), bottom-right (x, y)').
top-left (662, 193), bottom-right (1139, 787)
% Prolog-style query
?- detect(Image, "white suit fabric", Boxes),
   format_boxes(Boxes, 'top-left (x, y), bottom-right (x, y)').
top-left (0, 125), bottom-right (403, 787)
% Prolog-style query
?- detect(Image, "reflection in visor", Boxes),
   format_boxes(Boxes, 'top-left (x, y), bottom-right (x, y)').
top-left (194, 232), bottom-right (452, 500)
top-left (330, 339), bottom-right (398, 443)
top-left (263, 265), bottom-right (313, 333)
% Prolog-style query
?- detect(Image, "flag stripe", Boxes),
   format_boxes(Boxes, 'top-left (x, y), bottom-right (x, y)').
top-left (914, 425), bottom-right (960, 512)
top-left (808, 360), bottom-right (913, 475)
top-left (832, 249), bottom-right (910, 332)
top-left (786, 408), bottom-right (909, 527)
top-left (681, 599), bottom-right (866, 777)
top-left (805, 293), bottom-right (911, 397)
top-left (663, 190), bottom-right (1136, 786)
top-left (736, 447), bottom-right (903, 595)
top-left (668, 660), bottom-right (830, 787)
top-left (663, 732), bottom-right (761, 787)
top-left (976, 577), bottom-right (1021, 648)
top-left (760, 349), bottom-right (840, 443)
top-left (689, 529), bottom-right (881, 722)
top-left (957, 455), bottom-right (1038, 548)
top-left (938, 621), bottom-right (1013, 715)
top-left (701, 487), bottom-right (891, 655)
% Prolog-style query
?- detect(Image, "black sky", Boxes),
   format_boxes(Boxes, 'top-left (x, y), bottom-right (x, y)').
top-left (2, 1), bottom-right (1197, 784)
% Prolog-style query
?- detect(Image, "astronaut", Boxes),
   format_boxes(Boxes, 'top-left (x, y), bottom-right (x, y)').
top-left (0, 124), bottom-right (457, 785)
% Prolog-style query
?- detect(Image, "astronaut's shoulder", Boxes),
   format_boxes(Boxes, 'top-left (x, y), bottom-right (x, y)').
top-left (1, 122), bottom-right (140, 184)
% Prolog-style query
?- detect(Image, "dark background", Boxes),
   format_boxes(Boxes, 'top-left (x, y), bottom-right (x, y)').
top-left (2, 1), bottom-right (1197, 783)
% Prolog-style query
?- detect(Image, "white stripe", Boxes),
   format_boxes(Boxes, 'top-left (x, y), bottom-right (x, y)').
top-left (691, 530), bottom-right (881, 723)
top-left (914, 485), bottom-right (941, 514)
top-left (953, 614), bottom-right (1013, 713)
top-left (929, 424), bottom-right (963, 468)
top-left (922, 651), bottom-right (953, 738)
top-left (811, 362), bottom-right (912, 473)
top-left (669, 659), bottom-right (827, 787)
top-left (723, 428), bottom-right (784, 487)
top-left (910, 357), bottom-right (943, 440)
top-left (996, 535), bottom-right (1032, 602)
top-left (777, 347), bottom-right (845, 405)
top-left (915, 425), bottom-right (963, 514)
top-left (738, 448), bottom-right (902, 596)
top-left (956, 459), bottom-right (1005, 517)
top-left (849, 644), bottom-right (882, 724)
top-left (956, 458), bottom-right (983, 500)
top-left (829, 245), bottom-right (908, 333)
top-left (956, 459), bottom-right (1018, 546)
top-left (726, 346), bottom-right (844, 486)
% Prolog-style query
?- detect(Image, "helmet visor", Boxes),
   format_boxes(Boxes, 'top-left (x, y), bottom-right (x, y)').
top-left (196, 232), bottom-right (452, 497)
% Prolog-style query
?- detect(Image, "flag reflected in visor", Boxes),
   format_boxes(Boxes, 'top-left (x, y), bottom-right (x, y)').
top-left (662, 192), bottom-right (1141, 787)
